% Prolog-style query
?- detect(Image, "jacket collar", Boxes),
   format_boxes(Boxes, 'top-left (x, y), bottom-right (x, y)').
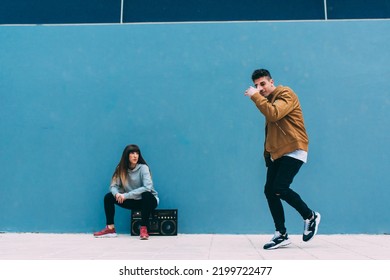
top-left (267, 85), bottom-right (283, 102)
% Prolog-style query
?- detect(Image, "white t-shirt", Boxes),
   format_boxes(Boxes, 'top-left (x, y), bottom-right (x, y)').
top-left (271, 149), bottom-right (308, 163)
top-left (284, 149), bottom-right (308, 163)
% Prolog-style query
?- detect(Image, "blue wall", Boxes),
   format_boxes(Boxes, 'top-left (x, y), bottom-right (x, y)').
top-left (1, 20), bottom-right (389, 234)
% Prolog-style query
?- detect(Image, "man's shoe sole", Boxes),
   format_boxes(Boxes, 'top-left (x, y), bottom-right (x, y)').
top-left (263, 239), bottom-right (291, 250)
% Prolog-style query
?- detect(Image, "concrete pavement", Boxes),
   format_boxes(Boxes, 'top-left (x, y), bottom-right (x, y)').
top-left (1, 233), bottom-right (389, 260)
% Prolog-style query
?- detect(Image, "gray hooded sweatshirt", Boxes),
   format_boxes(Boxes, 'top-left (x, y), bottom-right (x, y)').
top-left (109, 164), bottom-right (159, 204)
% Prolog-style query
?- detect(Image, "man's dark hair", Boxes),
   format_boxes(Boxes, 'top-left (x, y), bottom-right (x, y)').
top-left (251, 69), bottom-right (272, 82)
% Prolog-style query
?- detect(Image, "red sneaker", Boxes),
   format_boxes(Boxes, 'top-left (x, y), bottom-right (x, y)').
top-left (93, 226), bottom-right (117, 238)
top-left (140, 226), bottom-right (149, 240)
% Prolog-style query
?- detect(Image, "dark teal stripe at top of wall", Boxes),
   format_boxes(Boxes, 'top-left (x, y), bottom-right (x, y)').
top-left (1, 0), bottom-right (390, 25)
top-left (124, 0), bottom-right (325, 22)
top-left (0, 0), bottom-right (121, 24)
top-left (327, 0), bottom-right (390, 19)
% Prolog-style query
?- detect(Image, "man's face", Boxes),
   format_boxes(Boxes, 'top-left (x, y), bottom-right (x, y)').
top-left (253, 76), bottom-right (275, 97)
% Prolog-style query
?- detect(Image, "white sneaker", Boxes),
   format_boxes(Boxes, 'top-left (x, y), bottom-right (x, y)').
top-left (263, 231), bottom-right (291, 250)
top-left (303, 212), bottom-right (321, 242)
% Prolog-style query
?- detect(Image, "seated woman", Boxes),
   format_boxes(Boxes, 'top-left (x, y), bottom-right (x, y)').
top-left (94, 144), bottom-right (159, 240)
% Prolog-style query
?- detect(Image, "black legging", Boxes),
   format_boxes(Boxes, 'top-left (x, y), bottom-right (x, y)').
top-left (104, 191), bottom-right (157, 226)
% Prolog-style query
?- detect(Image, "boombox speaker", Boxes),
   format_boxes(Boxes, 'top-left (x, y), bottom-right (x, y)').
top-left (131, 209), bottom-right (178, 236)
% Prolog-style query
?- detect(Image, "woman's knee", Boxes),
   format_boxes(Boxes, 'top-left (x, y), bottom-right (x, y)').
top-left (141, 192), bottom-right (157, 208)
top-left (141, 191), bottom-right (153, 200)
top-left (104, 192), bottom-right (115, 203)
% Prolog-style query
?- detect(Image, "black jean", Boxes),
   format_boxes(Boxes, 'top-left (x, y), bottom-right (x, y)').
top-left (104, 191), bottom-right (158, 227)
top-left (264, 156), bottom-right (313, 234)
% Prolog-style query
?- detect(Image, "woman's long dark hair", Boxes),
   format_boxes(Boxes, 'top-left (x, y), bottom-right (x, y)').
top-left (111, 144), bottom-right (148, 186)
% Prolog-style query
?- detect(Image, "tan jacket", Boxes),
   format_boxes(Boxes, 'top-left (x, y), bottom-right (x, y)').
top-left (251, 85), bottom-right (309, 160)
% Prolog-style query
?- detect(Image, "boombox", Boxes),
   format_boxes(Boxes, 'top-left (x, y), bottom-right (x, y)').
top-left (131, 209), bottom-right (178, 236)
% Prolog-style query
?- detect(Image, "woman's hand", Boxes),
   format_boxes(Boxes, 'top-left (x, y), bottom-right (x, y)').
top-left (115, 193), bottom-right (126, 204)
